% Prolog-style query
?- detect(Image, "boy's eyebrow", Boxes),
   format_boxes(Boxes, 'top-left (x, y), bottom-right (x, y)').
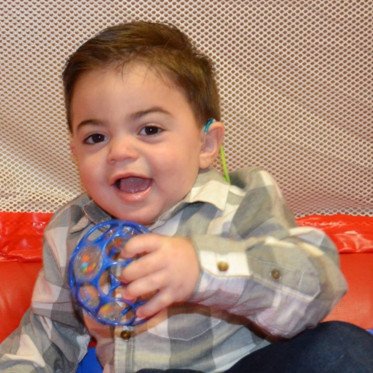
top-left (75, 119), bottom-right (102, 132)
top-left (129, 106), bottom-right (171, 120)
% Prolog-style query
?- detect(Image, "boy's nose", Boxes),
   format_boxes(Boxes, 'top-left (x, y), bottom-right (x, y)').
top-left (107, 137), bottom-right (139, 163)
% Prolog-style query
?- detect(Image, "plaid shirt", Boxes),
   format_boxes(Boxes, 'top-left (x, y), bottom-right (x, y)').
top-left (0, 168), bottom-right (346, 372)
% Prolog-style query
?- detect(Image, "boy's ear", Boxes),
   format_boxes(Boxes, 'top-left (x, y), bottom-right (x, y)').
top-left (199, 121), bottom-right (225, 169)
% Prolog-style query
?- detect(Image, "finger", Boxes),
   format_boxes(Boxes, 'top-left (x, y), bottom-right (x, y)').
top-left (121, 267), bottom-right (166, 300)
top-left (136, 289), bottom-right (174, 319)
top-left (120, 249), bottom-right (164, 283)
top-left (120, 233), bottom-right (162, 259)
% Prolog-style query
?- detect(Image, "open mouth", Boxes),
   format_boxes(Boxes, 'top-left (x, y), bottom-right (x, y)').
top-left (114, 177), bottom-right (152, 194)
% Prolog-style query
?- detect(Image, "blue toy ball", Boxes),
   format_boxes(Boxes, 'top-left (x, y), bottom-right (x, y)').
top-left (68, 220), bottom-right (148, 326)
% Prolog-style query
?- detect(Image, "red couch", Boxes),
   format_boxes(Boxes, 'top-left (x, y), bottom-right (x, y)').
top-left (1, 212), bottom-right (372, 343)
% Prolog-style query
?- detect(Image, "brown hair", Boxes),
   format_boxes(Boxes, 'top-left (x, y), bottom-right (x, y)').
top-left (62, 21), bottom-right (220, 132)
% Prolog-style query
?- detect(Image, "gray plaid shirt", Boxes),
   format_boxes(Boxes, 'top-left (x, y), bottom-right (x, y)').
top-left (0, 168), bottom-right (347, 372)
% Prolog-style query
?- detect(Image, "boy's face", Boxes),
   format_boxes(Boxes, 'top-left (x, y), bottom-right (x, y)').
top-left (70, 63), bottom-right (215, 225)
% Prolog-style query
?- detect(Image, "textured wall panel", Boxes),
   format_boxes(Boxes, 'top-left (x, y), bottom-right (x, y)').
top-left (1, 1), bottom-right (372, 215)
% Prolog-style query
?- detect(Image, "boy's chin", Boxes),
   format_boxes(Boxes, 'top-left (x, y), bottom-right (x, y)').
top-left (109, 211), bottom-right (156, 227)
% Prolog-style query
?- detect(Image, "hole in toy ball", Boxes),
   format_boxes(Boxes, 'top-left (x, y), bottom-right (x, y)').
top-left (86, 224), bottom-right (115, 243)
top-left (73, 245), bottom-right (102, 280)
top-left (98, 270), bottom-right (112, 295)
top-left (98, 302), bottom-right (136, 325)
top-left (78, 284), bottom-right (100, 309)
top-left (98, 301), bottom-right (135, 324)
top-left (113, 285), bottom-right (128, 299)
top-left (98, 302), bottom-right (122, 322)
top-left (105, 236), bottom-right (127, 258)
top-left (120, 307), bottom-right (136, 324)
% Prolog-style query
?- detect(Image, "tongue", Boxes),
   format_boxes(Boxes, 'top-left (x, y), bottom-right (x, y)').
top-left (118, 177), bottom-right (151, 194)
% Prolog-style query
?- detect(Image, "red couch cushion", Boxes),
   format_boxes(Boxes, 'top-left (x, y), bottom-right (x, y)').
top-left (0, 212), bottom-right (52, 262)
top-left (297, 214), bottom-right (373, 254)
top-left (323, 253), bottom-right (373, 329)
top-left (297, 214), bottom-right (373, 329)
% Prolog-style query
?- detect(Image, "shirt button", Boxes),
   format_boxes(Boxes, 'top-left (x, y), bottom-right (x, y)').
top-left (217, 261), bottom-right (229, 272)
top-left (120, 330), bottom-right (132, 340)
top-left (271, 269), bottom-right (281, 280)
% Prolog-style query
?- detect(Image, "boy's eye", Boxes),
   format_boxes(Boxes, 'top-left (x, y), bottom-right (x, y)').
top-left (84, 133), bottom-right (107, 144)
top-left (139, 126), bottom-right (163, 136)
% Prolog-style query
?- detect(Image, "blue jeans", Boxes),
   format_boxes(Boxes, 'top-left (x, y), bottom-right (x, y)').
top-left (139, 321), bottom-right (373, 373)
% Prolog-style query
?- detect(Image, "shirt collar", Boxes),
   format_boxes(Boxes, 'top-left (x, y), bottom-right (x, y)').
top-left (70, 199), bottom-right (111, 234)
top-left (150, 169), bottom-right (229, 228)
top-left (183, 168), bottom-right (229, 211)
top-left (72, 168), bottom-right (230, 232)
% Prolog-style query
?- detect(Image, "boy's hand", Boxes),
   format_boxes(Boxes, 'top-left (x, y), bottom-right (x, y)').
top-left (119, 234), bottom-right (200, 319)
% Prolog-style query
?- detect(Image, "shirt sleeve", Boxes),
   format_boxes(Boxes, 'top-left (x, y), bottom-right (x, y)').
top-left (0, 215), bottom-right (91, 372)
top-left (189, 168), bottom-right (347, 338)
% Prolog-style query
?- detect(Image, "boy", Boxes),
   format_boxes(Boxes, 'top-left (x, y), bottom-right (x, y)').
top-left (1, 21), bottom-right (373, 373)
